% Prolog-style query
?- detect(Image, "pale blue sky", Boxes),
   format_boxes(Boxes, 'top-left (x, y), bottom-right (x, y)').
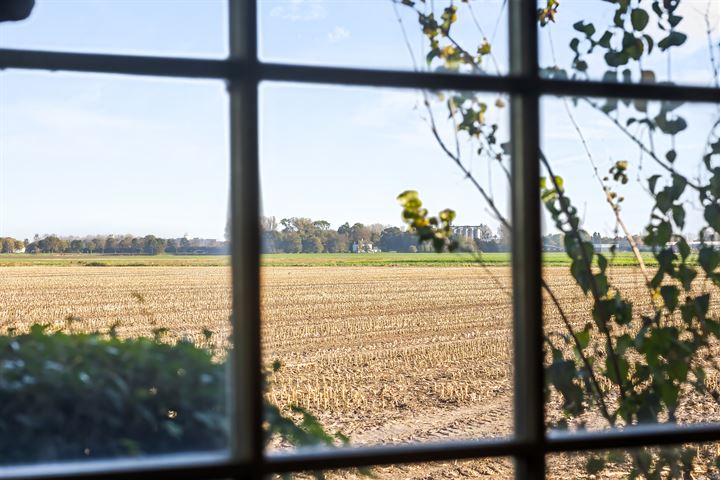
top-left (0, 1), bottom-right (717, 240)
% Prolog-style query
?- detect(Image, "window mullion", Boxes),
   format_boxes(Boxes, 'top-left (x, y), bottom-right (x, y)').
top-left (228, 0), bottom-right (264, 476)
top-left (509, 0), bottom-right (544, 479)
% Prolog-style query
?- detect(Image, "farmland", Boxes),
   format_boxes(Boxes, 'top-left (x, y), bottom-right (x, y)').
top-left (2, 253), bottom-right (720, 478)
top-left (0, 251), bottom-right (659, 267)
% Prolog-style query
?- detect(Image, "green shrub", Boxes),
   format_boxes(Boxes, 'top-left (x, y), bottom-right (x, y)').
top-left (0, 325), bottom-right (227, 464)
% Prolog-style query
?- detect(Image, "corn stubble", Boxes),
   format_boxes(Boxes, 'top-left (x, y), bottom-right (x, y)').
top-left (2, 265), bottom-right (720, 479)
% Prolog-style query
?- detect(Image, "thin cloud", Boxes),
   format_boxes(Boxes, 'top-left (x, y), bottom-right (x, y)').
top-left (269, 0), bottom-right (326, 22)
top-left (327, 26), bottom-right (350, 43)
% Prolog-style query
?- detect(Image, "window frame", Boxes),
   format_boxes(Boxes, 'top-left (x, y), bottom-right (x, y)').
top-left (1, 1), bottom-right (720, 479)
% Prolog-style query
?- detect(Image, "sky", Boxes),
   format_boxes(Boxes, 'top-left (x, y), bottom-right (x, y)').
top-left (0, 0), bottom-right (718, 241)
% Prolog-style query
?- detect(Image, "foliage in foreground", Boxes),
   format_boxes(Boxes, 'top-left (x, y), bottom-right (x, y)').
top-left (396, 0), bottom-right (720, 477)
top-left (0, 325), bottom-right (344, 466)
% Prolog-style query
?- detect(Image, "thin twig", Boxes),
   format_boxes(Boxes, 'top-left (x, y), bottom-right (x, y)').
top-left (582, 98), bottom-right (702, 191)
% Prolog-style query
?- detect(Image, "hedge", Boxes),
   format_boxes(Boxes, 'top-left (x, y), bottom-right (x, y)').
top-left (0, 325), bottom-right (228, 464)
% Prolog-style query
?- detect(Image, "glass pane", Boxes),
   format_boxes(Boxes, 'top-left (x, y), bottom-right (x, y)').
top-left (277, 457), bottom-right (514, 479)
top-left (258, 0), bottom-right (509, 75)
top-left (541, 94), bottom-right (720, 433)
top-left (0, 71), bottom-right (230, 465)
top-left (0, 1), bottom-right (227, 58)
top-left (260, 83), bottom-right (513, 450)
top-left (538, 0), bottom-right (720, 86)
top-left (547, 442), bottom-right (720, 479)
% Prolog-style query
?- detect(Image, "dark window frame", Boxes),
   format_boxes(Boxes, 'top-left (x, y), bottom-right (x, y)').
top-left (1, 1), bottom-right (719, 479)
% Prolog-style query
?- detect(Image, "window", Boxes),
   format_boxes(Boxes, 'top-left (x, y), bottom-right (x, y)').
top-left (1, 1), bottom-right (719, 479)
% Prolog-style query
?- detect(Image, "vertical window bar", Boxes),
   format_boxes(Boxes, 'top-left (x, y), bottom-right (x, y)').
top-left (228, 0), bottom-right (264, 476)
top-left (508, 0), bottom-right (544, 479)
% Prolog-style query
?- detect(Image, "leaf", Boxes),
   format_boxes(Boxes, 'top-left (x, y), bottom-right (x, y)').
top-left (671, 174), bottom-right (687, 198)
top-left (587, 455), bottom-right (606, 474)
top-left (660, 285), bottom-right (679, 312)
top-left (704, 204), bottom-right (720, 233)
top-left (573, 21), bottom-right (596, 37)
top-left (648, 174), bottom-right (661, 193)
top-left (597, 31), bottom-right (613, 48)
top-left (631, 8), bottom-right (649, 30)
top-left (597, 253), bottom-right (608, 273)
top-left (602, 70), bottom-right (617, 83)
top-left (605, 356), bottom-right (629, 385)
top-left (677, 237), bottom-right (690, 260)
top-left (668, 15), bottom-right (683, 28)
top-left (656, 221), bottom-right (672, 246)
top-left (605, 50), bottom-right (629, 67)
top-left (576, 326), bottom-right (591, 350)
top-left (655, 190), bottom-right (672, 213)
top-left (672, 205), bottom-right (685, 228)
top-left (641, 69), bottom-right (656, 83)
top-left (654, 113), bottom-right (687, 135)
top-left (658, 31), bottom-right (688, 51)
top-left (698, 246), bottom-right (720, 273)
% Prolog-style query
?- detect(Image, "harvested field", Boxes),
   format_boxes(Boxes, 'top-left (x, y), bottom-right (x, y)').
top-left (2, 263), bottom-right (720, 478)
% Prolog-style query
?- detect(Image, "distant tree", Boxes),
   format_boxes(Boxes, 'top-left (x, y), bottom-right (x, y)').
top-left (337, 222), bottom-right (351, 236)
top-left (302, 236), bottom-right (323, 253)
top-left (349, 223), bottom-right (370, 245)
top-left (261, 216), bottom-right (278, 233)
top-left (105, 237), bottom-right (117, 254)
top-left (69, 240), bottom-right (84, 253)
top-left (322, 231), bottom-right (348, 253)
top-left (281, 232), bottom-right (302, 253)
top-left (313, 220), bottom-right (331, 231)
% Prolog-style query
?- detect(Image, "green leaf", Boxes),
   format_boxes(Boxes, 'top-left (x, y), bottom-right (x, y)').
top-left (699, 246), bottom-right (720, 273)
top-left (576, 326), bottom-right (591, 350)
top-left (654, 113), bottom-right (687, 135)
top-left (605, 356), bottom-right (629, 385)
top-left (573, 21), bottom-right (596, 37)
top-left (672, 205), bottom-right (685, 228)
top-left (668, 15), bottom-right (683, 28)
top-left (616, 334), bottom-right (634, 356)
top-left (597, 31), bottom-right (613, 48)
top-left (660, 285), bottom-right (679, 312)
top-left (677, 237), bottom-right (690, 260)
top-left (656, 221), bottom-right (672, 246)
top-left (655, 190), bottom-right (672, 213)
top-left (659, 381), bottom-right (680, 409)
top-left (658, 31), bottom-right (688, 51)
top-left (605, 50), bottom-right (629, 67)
top-left (597, 253), bottom-right (608, 273)
top-left (671, 174), bottom-right (687, 197)
top-left (648, 174), bottom-right (661, 193)
top-left (704, 204), bottom-right (720, 232)
top-left (587, 455), bottom-right (606, 474)
top-left (631, 8), bottom-right (649, 30)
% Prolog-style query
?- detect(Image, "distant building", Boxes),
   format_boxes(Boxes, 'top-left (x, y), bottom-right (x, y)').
top-left (352, 239), bottom-right (379, 253)
top-left (451, 225), bottom-right (487, 240)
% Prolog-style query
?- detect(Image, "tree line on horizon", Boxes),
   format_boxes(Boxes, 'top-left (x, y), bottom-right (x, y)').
top-left (261, 216), bottom-right (509, 254)
top-left (1, 221), bottom-right (645, 256)
top-left (0, 234), bottom-right (228, 255)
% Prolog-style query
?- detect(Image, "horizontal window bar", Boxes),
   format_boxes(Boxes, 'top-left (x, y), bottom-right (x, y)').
top-left (6, 423), bottom-right (720, 480)
top-left (0, 452), bottom-right (239, 480)
top-left (0, 49), bottom-right (228, 79)
top-left (1, 49), bottom-right (718, 103)
top-left (547, 422), bottom-right (720, 453)
top-left (265, 422), bottom-right (720, 473)
top-left (265, 437), bottom-right (527, 474)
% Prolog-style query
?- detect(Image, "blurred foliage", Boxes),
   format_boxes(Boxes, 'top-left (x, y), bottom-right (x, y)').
top-left (0, 325), bottom-right (348, 467)
top-left (398, 0), bottom-right (720, 477)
